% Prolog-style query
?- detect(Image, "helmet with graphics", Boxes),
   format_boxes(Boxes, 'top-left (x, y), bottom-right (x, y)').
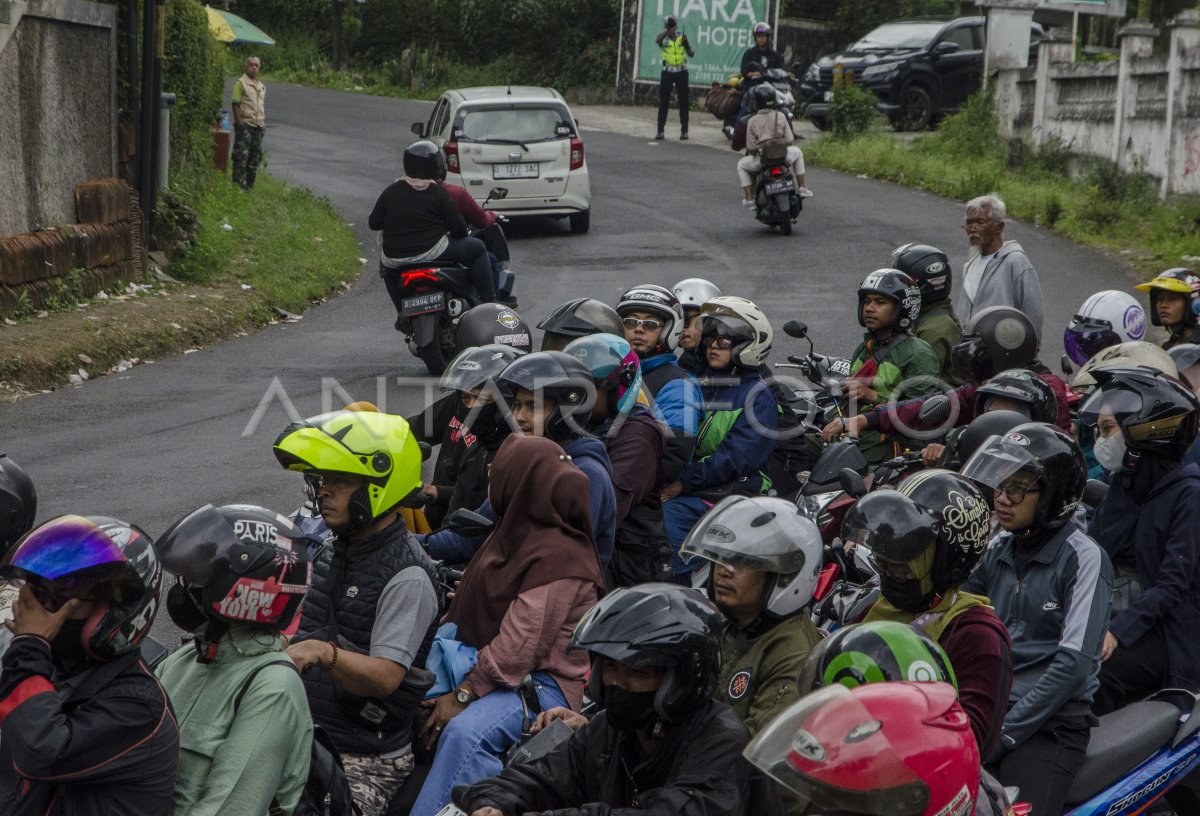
top-left (680, 495), bottom-right (824, 619)
top-left (156, 503), bottom-right (310, 635)
top-left (1063, 290), bottom-right (1147, 367)
top-left (563, 333), bottom-right (643, 417)
top-left (888, 244), bottom-right (952, 306)
top-left (454, 304), bottom-right (533, 354)
top-left (1136, 268), bottom-right (1200, 327)
top-left (798, 621), bottom-right (957, 694)
top-left (273, 411), bottom-right (424, 530)
top-left (857, 269), bottom-right (922, 332)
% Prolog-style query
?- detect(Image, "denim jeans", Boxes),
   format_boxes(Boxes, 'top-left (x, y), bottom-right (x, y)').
top-left (409, 672), bottom-right (568, 816)
top-left (663, 496), bottom-right (710, 583)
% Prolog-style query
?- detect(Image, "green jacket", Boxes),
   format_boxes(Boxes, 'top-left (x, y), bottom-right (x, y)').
top-left (156, 625), bottom-right (313, 816)
top-left (718, 614), bottom-right (820, 816)
top-left (848, 331), bottom-right (941, 462)
top-left (914, 301), bottom-right (964, 387)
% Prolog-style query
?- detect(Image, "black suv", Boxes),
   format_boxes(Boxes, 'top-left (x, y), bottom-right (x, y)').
top-left (799, 17), bottom-right (1042, 132)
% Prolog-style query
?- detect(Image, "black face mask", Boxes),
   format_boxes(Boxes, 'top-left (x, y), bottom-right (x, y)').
top-left (51, 618), bottom-right (92, 676)
top-left (880, 575), bottom-right (936, 614)
top-left (166, 582), bottom-right (209, 633)
top-left (604, 686), bottom-right (659, 732)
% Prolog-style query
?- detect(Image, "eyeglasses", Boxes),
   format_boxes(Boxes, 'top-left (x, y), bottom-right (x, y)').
top-left (708, 337), bottom-right (735, 350)
top-left (994, 480), bottom-right (1041, 503)
top-left (622, 317), bottom-right (663, 331)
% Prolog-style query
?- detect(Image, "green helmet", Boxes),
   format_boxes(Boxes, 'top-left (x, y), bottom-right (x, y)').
top-left (272, 411), bottom-right (423, 527)
top-left (798, 621), bottom-right (957, 694)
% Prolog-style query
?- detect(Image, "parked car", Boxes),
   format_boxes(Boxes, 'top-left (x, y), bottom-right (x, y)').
top-left (412, 86), bottom-right (591, 233)
top-left (799, 17), bottom-right (1043, 132)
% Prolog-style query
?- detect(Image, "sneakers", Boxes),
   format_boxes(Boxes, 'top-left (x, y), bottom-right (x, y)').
top-left (742, 198), bottom-right (755, 210)
top-left (680, 132), bottom-right (689, 140)
top-left (721, 125), bottom-right (735, 139)
top-left (799, 187), bottom-right (814, 199)
top-left (655, 132), bottom-right (665, 141)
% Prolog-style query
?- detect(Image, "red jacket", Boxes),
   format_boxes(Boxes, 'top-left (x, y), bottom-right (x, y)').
top-left (865, 372), bottom-right (1071, 435)
top-left (938, 605), bottom-right (1013, 763)
top-left (440, 182), bottom-right (496, 229)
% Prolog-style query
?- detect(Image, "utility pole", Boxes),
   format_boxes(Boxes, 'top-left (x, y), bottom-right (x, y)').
top-left (138, 0), bottom-right (164, 240)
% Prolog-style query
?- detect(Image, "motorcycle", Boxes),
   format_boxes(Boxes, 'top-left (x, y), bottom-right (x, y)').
top-left (388, 188), bottom-right (517, 376)
top-left (773, 320), bottom-right (851, 425)
top-left (751, 144), bottom-right (802, 235)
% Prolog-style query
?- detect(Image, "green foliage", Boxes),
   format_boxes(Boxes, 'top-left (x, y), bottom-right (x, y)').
top-left (162, 0), bottom-right (226, 195)
top-left (933, 88), bottom-right (1003, 160)
top-left (828, 75), bottom-right (880, 139)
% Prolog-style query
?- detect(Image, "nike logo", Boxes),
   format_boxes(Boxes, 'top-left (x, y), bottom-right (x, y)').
top-left (1042, 601), bottom-right (1060, 611)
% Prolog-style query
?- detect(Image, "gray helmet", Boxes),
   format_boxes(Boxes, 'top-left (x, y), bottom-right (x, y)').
top-left (454, 304), bottom-right (532, 354)
top-left (537, 298), bottom-right (625, 352)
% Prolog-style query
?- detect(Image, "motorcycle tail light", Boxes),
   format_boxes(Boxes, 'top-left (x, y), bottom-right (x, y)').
top-left (443, 141), bottom-right (459, 173)
top-left (401, 269), bottom-right (439, 286)
top-left (570, 137), bottom-right (584, 170)
top-left (769, 165), bottom-right (784, 177)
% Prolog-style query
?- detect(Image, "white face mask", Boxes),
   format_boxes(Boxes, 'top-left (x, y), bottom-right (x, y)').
top-left (1093, 431), bottom-right (1127, 472)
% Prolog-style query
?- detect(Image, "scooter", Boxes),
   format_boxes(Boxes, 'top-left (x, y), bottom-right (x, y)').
top-left (388, 188), bottom-right (517, 376)
top-left (751, 145), bottom-right (801, 235)
top-left (773, 320), bottom-right (851, 425)
top-left (1062, 690), bottom-right (1200, 815)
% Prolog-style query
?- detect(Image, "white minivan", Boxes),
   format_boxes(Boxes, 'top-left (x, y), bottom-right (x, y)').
top-left (412, 86), bottom-right (591, 234)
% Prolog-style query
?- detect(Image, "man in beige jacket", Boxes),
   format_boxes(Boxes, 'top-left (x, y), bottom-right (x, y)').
top-left (736, 84), bottom-right (811, 209)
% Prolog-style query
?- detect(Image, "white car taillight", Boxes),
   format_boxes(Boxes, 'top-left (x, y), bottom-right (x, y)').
top-left (569, 137), bottom-right (584, 170)
top-left (443, 141), bottom-right (459, 173)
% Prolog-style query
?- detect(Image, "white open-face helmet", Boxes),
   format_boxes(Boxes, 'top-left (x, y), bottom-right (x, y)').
top-left (616, 284), bottom-right (686, 352)
top-left (698, 295), bottom-right (773, 368)
top-left (672, 278), bottom-right (722, 313)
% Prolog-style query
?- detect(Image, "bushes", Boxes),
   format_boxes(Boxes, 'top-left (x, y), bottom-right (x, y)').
top-left (828, 76), bottom-right (879, 138)
top-left (162, 0), bottom-right (225, 192)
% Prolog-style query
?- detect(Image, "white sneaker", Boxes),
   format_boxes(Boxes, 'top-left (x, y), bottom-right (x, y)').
top-left (799, 187), bottom-right (814, 199)
top-left (742, 199), bottom-right (755, 210)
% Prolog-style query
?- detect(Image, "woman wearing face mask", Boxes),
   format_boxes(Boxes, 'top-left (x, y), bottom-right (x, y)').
top-left (1082, 366), bottom-right (1200, 716)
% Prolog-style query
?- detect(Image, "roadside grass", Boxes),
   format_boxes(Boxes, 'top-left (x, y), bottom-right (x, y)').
top-left (806, 95), bottom-right (1200, 277)
top-left (0, 174), bottom-right (360, 397)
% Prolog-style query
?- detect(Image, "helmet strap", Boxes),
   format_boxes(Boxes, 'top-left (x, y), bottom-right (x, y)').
top-left (192, 620), bottom-right (230, 664)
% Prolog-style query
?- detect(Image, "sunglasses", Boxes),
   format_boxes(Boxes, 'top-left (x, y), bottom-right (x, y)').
top-left (708, 336), bottom-right (736, 350)
top-left (622, 317), bottom-right (663, 331)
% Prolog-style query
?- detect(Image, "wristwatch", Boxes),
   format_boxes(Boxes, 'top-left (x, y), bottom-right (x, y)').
top-left (455, 684), bottom-right (474, 705)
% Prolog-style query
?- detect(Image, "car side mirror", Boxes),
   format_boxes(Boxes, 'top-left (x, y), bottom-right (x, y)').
top-left (411, 122), bottom-right (425, 137)
top-left (838, 468), bottom-right (868, 498)
top-left (933, 41), bottom-right (959, 56)
top-left (783, 320), bottom-right (809, 339)
top-left (488, 187), bottom-right (509, 200)
top-left (444, 508), bottom-right (494, 537)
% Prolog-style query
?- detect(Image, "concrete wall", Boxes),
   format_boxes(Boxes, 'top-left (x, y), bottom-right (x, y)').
top-left (0, 0), bottom-right (116, 236)
top-left (997, 10), bottom-right (1200, 198)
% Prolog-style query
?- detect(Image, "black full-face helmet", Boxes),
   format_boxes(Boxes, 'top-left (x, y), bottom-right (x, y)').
top-left (973, 369), bottom-right (1058, 424)
top-left (569, 583), bottom-right (723, 727)
top-left (403, 140), bottom-right (446, 180)
top-left (951, 306), bottom-right (1038, 384)
top-left (537, 298), bottom-right (626, 352)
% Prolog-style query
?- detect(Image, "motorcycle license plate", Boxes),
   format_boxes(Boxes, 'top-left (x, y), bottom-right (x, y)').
top-left (765, 179), bottom-right (795, 195)
top-left (493, 162), bottom-right (539, 179)
top-left (401, 291), bottom-right (445, 317)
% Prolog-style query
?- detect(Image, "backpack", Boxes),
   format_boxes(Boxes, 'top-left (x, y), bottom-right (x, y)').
top-left (235, 660), bottom-right (359, 816)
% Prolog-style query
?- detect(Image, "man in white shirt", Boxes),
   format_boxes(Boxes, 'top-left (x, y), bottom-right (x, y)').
top-left (956, 194), bottom-right (1044, 342)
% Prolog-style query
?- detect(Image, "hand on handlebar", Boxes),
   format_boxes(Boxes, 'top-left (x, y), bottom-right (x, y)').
top-left (921, 443), bottom-right (946, 469)
top-left (821, 414), bottom-right (866, 443)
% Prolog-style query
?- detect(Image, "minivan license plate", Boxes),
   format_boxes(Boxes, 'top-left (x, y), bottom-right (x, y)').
top-left (401, 291), bottom-right (445, 317)
top-left (494, 162), bottom-right (539, 179)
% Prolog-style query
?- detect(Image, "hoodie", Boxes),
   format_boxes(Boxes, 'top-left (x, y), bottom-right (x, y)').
top-left (954, 240), bottom-right (1045, 343)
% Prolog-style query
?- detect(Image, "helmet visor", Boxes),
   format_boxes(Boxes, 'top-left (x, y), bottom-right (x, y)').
top-left (1064, 320), bottom-right (1121, 367)
top-left (1, 515), bottom-right (130, 591)
top-left (155, 504), bottom-right (242, 587)
top-left (1078, 387), bottom-right (1143, 429)
top-left (745, 685), bottom-right (930, 816)
top-left (960, 433), bottom-right (1043, 492)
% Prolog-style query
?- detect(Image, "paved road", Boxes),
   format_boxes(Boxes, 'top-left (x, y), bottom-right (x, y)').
top-left (0, 84), bottom-right (1136, 641)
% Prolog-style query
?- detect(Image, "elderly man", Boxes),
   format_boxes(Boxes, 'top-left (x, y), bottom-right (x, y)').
top-left (231, 55), bottom-right (266, 189)
top-left (956, 194), bottom-right (1045, 342)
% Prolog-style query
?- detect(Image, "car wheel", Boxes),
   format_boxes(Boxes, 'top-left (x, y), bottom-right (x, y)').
top-left (897, 85), bottom-right (933, 131)
top-left (569, 209), bottom-right (590, 234)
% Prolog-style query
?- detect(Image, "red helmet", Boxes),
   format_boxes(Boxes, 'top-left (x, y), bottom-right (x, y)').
top-left (745, 681), bottom-right (979, 816)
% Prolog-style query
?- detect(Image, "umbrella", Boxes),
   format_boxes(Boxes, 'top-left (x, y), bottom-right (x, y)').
top-left (205, 5), bottom-right (276, 46)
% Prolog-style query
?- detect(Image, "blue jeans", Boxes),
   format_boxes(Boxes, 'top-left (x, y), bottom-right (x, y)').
top-left (663, 496), bottom-right (710, 584)
top-left (410, 672), bottom-right (568, 816)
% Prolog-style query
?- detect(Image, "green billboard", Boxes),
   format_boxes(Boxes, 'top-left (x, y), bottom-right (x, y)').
top-left (636, 0), bottom-right (771, 86)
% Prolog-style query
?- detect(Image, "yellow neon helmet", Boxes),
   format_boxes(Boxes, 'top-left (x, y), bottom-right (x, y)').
top-left (1135, 268), bottom-right (1200, 327)
top-left (272, 411), bottom-right (422, 523)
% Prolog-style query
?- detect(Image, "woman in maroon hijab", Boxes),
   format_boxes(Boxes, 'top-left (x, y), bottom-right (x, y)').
top-left (412, 434), bottom-right (604, 816)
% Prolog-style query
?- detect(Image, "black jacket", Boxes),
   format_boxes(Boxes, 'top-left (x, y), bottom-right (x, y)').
top-left (740, 47), bottom-right (785, 76)
top-left (369, 178), bottom-right (467, 258)
top-left (453, 699), bottom-right (786, 816)
top-left (0, 635), bottom-right (179, 815)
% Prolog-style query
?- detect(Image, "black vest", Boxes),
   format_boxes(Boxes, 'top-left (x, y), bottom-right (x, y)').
top-left (297, 518), bottom-right (439, 756)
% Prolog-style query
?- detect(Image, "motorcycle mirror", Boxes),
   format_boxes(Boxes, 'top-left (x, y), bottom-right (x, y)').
top-left (783, 320), bottom-right (808, 339)
top-left (411, 122), bottom-right (424, 137)
top-left (444, 508), bottom-right (495, 537)
top-left (918, 394), bottom-right (953, 425)
top-left (838, 468), bottom-right (868, 498)
top-left (1061, 354), bottom-right (1075, 376)
top-left (488, 187), bottom-right (509, 200)
top-left (1082, 479), bottom-right (1109, 508)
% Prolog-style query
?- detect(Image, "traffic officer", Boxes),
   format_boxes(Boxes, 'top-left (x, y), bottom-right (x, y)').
top-left (655, 16), bottom-right (694, 141)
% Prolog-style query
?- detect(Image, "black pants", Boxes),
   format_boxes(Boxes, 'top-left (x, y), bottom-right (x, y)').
top-left (657, 70), bottom-right (689, 133)
top-left (992, 717), bottom-right (1091, 815)
top-left (1094, 623), bottom-right (1168, 716)
top-left (438, 236), bottom-right (495, 301)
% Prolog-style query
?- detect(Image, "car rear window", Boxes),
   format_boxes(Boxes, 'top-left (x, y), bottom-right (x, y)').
top-left (854, 22), bottom-right (944, 50)
top-left (457, 107), bottom-right (573, 144)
